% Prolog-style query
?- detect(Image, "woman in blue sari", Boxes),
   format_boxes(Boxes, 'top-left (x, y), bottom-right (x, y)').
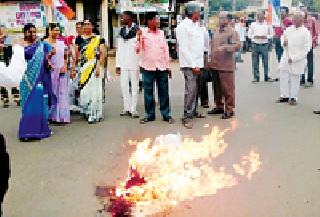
top-left (18, 23), bottom-right (55, 141)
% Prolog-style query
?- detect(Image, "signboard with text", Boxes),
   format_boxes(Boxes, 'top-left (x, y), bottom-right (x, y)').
top-left (0, 2), bottom-right (45, 31)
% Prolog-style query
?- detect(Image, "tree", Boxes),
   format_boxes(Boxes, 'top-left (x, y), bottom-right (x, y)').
top-left (209, 0), bottom-right (231, 12)
top-left (208, 0), bottom-right (248, 12)
top-left (315, 0), bottom-right (320, 11)
top-left (292, 0), bottom-right (316, 11)
top-left (236, 0), bottom-right (249, 11)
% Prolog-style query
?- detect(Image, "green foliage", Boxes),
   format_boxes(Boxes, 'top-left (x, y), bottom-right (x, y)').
top-left (292, 0), bottom-right (317, 11)
top-left (235, 0), bottom-right (249, 11)
top-left (208, 0), bottom-right (248, 12)
top-left (315, 0), bottom-right (320, 11)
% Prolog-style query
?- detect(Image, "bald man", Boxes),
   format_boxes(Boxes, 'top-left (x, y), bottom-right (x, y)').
top-left (207, 12), bottom-right (241, 119)
top-left (277, 11), bottom-right (311, 105)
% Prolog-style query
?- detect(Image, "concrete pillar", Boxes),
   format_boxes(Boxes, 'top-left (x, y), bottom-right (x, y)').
top-left (262, 0), bottom-right (268, 9)
top-left (76, 0), bottom-right (84, 21)
top-left (101, 0), bottom-right (109, 44)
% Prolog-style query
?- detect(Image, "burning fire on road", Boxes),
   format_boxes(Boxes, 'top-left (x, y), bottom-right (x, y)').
top-left (96, 127), bottom-right (261, 217)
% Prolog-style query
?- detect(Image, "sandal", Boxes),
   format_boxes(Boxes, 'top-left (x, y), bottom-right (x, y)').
top-left (182, 118), bottom-right (193, 129)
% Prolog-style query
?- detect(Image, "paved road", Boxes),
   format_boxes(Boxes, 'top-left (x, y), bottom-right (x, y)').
top-left (1, 50), bottom-right (320, 217)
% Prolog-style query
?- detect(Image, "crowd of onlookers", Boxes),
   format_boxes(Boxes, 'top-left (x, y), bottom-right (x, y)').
top-left (0, 5), bottom-right (319, 133)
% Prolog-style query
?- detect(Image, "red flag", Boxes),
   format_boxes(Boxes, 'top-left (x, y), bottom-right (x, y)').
top-left (43, 0), bottom-right (53, 6)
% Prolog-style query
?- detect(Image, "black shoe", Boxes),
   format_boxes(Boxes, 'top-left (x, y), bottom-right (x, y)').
top-left (201, 101), bottom-right (209, 108)
top-left (207, 108), bottom-right (224, 115)
top-left (139, 117), bottom-right (155, 124)
top-left (313, 110), bottom-right (320, 115)
top-left (120, 111), bottom-right (131, 117)
top-left (276, 97), bottom-right (289, 103)
top-left (163, 117), bottom-right (174, 124)
top-left (265, 77), bottom-right (277, 82)
top-left (221, 112), bottom-right (234, 119)
top-left (70, 110), bottom-right (81, 115)
top-left (288, 98), bottom-right (297, 106)
top-left (252, 78), bottom-right (259, 83)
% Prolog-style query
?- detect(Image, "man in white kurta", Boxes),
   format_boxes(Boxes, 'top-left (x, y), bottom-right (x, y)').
top-left (277, 11), bottom-right (312, 105)
top-left (116, 11), bottom-right (140, 118)
top-left (176, 2), bottom-right (205, 129)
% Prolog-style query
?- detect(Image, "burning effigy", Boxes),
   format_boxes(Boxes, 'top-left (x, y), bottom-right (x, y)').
top-left (96, 127), bottom-right (261, 217)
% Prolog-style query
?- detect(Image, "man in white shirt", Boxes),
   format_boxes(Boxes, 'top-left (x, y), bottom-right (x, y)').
top-left (234, 16), bottom-right (246, 62)
top-left (176, 2), bottom-right (205, 129)
top-left (277, 11), bottom-right (311, 105)
top-left (248, 11), bottom-right (274, 82)
top-left (116, 11), bottom-right (140, 118)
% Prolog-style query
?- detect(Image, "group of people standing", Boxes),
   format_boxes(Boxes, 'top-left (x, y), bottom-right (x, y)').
top-left (176, 6), bottom-right (240, 129)
top-left (0, 19), bottom-right (105, 141)
top-left (115, 4), bottom-right (318, 129)
top-left (0, 4), bottom-right (319, 135)
top-left (116, 4), bottom-right (240, 129)
top-left (244, 6), bottom-right (317, 106)
top-left (116, 11), bottom-right (174, 124)
top-left (247, 6), bottom-right (317, 106)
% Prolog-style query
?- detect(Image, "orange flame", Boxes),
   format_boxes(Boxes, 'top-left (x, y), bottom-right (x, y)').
top-left (115, 127), bottom-right (261, 216)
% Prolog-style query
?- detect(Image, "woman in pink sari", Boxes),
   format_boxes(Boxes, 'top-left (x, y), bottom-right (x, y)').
top-left (45, 23), bottom-right (70, 124)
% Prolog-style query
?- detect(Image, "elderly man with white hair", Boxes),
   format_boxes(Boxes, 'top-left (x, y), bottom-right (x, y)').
top-left (176, 1), bottom-right (207, 129)
top-left (277, 11), bottom-right (312, 105)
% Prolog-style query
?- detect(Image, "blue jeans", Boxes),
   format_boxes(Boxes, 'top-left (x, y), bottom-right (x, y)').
top-left (142, 68), bottom-right (171, 120)
top-left (274, 38), bottom-right (283, 63)
top-left (252, 43), bottom-right (269, 80)
top-left (235, 43), bottom-right (243, 62)
top-left (301, 48), bottom-right (314, 84)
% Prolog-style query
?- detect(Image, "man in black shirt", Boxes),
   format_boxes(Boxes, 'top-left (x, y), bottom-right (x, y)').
top-left (0, 134), bottom-right (10, 216)
top-left (75, 21), bottom-right (84, 47)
